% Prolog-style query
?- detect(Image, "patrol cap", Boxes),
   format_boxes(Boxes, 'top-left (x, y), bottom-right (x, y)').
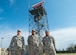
top-left (45, 30), bottom-right (49, 32)
top-left (32, 29), bottom-right (35, 32)
top-left (17, 29), bottom-right (21, 32)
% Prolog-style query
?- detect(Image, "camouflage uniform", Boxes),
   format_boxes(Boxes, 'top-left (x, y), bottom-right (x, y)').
top-left (28, 35), bottom-right (39, 55)
top-left (9, 35), bottom-right (25, 55)
top-left (42, 36), bottom-right (56, 55)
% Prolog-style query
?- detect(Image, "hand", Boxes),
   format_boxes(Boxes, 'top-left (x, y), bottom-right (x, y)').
top-left (21, 49), bottom-right (24, 55)
top-left (9, 51), bottom-right (11, 55)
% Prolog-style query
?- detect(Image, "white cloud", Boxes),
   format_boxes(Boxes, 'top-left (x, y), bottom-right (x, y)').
top-left (1, 30), bottom-right (29, 48)
top-left (0, 25), bottom-right (29, 48)
top-left (51, 27), bottom-right (76, 50)
top-left (0, 8), bottom-right (4, 14)
top-left (0, 26), bottom-right (76, 50)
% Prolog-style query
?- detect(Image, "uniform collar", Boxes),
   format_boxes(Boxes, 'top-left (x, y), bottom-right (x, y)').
top-left (16, 35), bottom-right (22, 38)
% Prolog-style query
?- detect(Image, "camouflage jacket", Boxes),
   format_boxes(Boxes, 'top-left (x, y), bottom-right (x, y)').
top-left (28, 35), bottom-right (39, 47)
top-left (42, 36), bottom-right (55, 51)
top-left (9, 35), bottom-right (25, 51)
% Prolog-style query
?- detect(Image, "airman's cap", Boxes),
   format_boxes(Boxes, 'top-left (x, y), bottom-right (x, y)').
top-left (45, 30), bottom-right (49, 32)
top-left (17, 29), bottom-right (21, 32)
top-left (32, 29), bottom-right (35, 32)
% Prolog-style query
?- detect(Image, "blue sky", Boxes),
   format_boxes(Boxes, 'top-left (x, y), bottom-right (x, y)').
top-left (46, 0), bottom-right (76, 29)
top-left (0, 0), bottom-right (76, 50)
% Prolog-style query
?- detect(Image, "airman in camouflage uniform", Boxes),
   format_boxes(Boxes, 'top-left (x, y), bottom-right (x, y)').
top-left (42, 30), bottom-right (56, 55)
top-left (9, 29), bottom-right (25, 55)
top-left (28, 30), bottom-right (39, 55)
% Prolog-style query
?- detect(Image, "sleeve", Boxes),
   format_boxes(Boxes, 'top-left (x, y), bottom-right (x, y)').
top-left (9, 36), bottom-right (14, 51)
top-left (42, 37), bottom-right (45, 46)
top-left (22, 37), bottom-right (25, 50)
top-left (27, 36), bottom-right (33, 46)
top-left (52, 36), bottom-right (56, 48)
top-left (36, 35), bottom-right (39, 47)
top-left (42, 37), bottom-right (45, 53)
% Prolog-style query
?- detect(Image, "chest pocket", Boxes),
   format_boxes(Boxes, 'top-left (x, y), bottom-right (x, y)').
top-left (15, 37), bottom-right (23, 47)
top-left (33, 37), bottom-right (37, 44)
top-left (44, 37), bottom-right (52, 47)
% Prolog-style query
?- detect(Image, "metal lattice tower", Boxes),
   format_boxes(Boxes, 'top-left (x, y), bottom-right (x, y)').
top-left (28, 0), bottom-right (49, 43)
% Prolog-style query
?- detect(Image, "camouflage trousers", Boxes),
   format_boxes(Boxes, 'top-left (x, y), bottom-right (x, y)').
top-left (28, 46), bottom-right (39, 55)
top-left (10, 50), bottom-right (23, 55)
top-left (44, 49), bottom-right (56, 55)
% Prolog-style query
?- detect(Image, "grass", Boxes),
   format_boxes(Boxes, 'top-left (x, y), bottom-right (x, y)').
top-left (57, 53), bottom-right (76, 55)
top-left (41, 53), bottom-right (76, 55)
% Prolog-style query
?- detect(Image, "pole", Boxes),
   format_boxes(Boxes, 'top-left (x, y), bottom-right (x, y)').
top-left (1, 37), bottom-right (4, 55)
